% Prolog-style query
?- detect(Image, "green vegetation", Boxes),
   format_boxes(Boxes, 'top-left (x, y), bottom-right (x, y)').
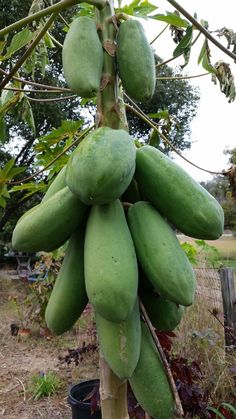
top-left (28, 371), bottom-right (62, 400)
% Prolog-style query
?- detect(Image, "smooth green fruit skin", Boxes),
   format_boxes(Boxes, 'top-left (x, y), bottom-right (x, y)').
top-left (128, 202), bottom-right (196, 306)
top-left (84, 200), bottom-right (138, 322)
top-left (141, 291), bottom-right (185, 331)
top-left (41, 166), bottom-right (67, 203)
top-left (95, 299), bottom-right (141, 379)
top-left (66, 127), bottom-right (136, 205)
top-left (135, 146), bottom-right (224, 240)
top-left (62, 16), bottom-right (103, 97)
top-left (117, 20), bottom-right (156, 102)
top-left (18, 166), bottom-right (67, 224)
top-left (45, 226), bottom-right (88, 335)
top-left (12, 186), bottom-right (87, 252)
top-left (129, 322), bottom-right (174, 419)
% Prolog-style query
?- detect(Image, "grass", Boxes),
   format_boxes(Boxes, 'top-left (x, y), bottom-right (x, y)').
top-left (28, 371), bottom-right (62, 400)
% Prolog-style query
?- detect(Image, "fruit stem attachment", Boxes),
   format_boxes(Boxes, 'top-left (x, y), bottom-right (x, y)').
top-left (95, 2), bottom-right (128, 130)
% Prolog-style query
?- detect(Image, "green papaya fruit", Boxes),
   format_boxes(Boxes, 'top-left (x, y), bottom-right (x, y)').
top-left (95, 299), bottom-right (141, 379)
top-left (135, 145), bottom-right (224, 239)
top-left (42, 166), bottom-right (67, 203)
top-left (117, 19), bottom-right (156, 102)
top-left (18, 166), bottom-right (67, 223)
top-left (66, 127), bottom-right (136, 205)
top-left (45, 225), bottom-right (88, 335)
top-left (127, 202), bottom-right (196, 306)
top-left (84, 199), bottom-right (138, 322)
top-left (141, 291), bottom-right (185, 331)
top-left (12, 186), bottom-right (87, 252)
top-left (129, 322), bottom-right (175, 419)
top-left (62, 16), bottom-right (103, 97)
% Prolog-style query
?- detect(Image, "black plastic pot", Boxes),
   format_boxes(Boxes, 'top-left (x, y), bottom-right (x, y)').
top-left (68, 379), bottom-right (101, 419)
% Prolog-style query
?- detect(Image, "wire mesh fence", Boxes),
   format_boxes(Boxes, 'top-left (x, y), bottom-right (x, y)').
top-left (178, 268), bottom-right (236, 345)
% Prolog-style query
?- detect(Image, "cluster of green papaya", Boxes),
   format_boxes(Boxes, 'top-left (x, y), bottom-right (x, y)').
top-left (11, 123), bottom-right (224, 417)
top-left (62, 15), bottom-right (156, 102)
top-left (11, 11), bottom-right (225, 418)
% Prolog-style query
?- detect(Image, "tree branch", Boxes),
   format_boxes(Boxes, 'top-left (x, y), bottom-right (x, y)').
top-left (124, 96), bottom-right (226, 177)
top-left (9, 124), bottom-right (95, 185)
top-left (0, 0), bottom-right (106, 38)
top-left (0, 13), bottom-right (58, 90)
top-left (27, 94), bottom-right (77, 102)
top-left (0, 68), bottom-right (71, 92)
top-left (167, 0), bottom-right (236, 61)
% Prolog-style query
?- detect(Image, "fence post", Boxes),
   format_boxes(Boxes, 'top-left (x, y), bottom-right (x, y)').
top-left (219, 267), bottom-right (236, 350)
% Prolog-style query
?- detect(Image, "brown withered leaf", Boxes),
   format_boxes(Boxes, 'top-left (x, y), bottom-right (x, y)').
top-left (225, 165), bottom-right (236, 200)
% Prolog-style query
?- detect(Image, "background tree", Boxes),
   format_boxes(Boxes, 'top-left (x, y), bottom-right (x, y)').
top-left (0, 0), bottom-right (200, 244)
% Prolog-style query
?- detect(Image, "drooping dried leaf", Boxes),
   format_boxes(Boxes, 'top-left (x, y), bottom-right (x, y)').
top-left (212, 61), bottom-right (236, 102)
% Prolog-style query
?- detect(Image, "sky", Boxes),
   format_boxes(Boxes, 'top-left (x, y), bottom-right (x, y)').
top-left (141, 0), bottom-right (236, 182)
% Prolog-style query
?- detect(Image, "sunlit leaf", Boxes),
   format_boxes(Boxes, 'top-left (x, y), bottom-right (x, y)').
top-left (10, 181), bottom-right (46, 200)
top-left (198, 39), bottom-right (217, 74)
top-left (1, 28), bottom-right (35, 60)
top-left (133, 1), bottom-right (158, 18)
top-left (148, 110), bottom-right (169, 120)
top-left (151, 12), bottom-right (189, 28)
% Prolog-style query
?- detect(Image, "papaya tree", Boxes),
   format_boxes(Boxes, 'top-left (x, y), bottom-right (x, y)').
top-left (0, 0), bottom-right (235, 417)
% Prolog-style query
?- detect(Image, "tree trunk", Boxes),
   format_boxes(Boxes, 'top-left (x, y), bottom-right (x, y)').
top-left (99, 355), bottom-right (129, 419)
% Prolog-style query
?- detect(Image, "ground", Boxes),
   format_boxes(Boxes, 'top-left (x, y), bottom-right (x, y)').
top-left (0, 271), bottom-right (99, 419)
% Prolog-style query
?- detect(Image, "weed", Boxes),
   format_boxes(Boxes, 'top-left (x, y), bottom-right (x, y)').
top-left (28, 371), bottom-right (62, 400)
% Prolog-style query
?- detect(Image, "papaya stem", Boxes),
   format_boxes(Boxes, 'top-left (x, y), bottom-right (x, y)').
top-left (0, 0), bottom-right (106, 38)
top-left (99, 355), bottom-right (129, 419)
top-left (139, 299), bottom-right (184, 418)
top-left (95, 1), bottom-right (127, 130)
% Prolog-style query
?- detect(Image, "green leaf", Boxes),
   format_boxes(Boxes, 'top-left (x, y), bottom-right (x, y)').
top-left (149, 128), bottom-right (160, 147)
top-left (44, 33), bottom-right (55, 49)
top-left (148, 110), bottom-right (169, 120)
top-left (1, 28), bottom-right (35, 60)
top-left (1, 158), bottom-right (15, 176)
top-left (133, 1), bottom-right (158, 18)
top-left (10, 182), bottom-right (46, 200)
top-left (0, 90), bottom-right (23, 118)
top-left (221, 403), bottom-right (236, 415)
top-left (20, 97), bottom-right (36, 133)
top-left (151, 13), bottom-right (189, 28)
top-left (198, 39), bottom-right (217, 74)
top-left (207, 407), bottom-right (226, 419)
top-left (0, 115), bottom-right (6, 143)
top-left (1, 86), bottom-right (14, 106)
top-left (0, 196), bottom-right (6, 209)
top-left (173, 25), bottom-right (193, 68)
top-left (35, 119), bottom-right (83, 149)
top-left (173, 25), bottom-right (193, 57)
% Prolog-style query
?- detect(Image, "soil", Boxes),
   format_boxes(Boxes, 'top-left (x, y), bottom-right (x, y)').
top-left (0, 270), bottom-right (99, 419)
